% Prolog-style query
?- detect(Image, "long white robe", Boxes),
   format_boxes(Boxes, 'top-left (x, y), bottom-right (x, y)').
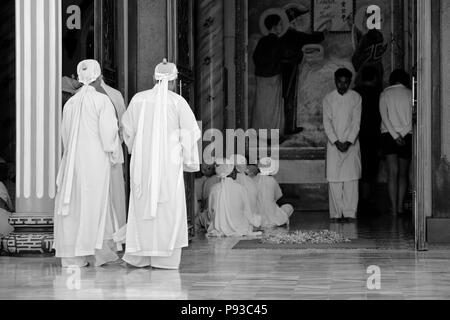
top-left (236, 173), bottom-right (260, 227)
top-left (323, 90), bottom-right (362, 183)
top-left (195, 175), bottom-right (221, 230)
top-left (120, 85), bottom-right (201, 268)
top-left (0, 182), bottom-right (13, 236)
top-left (102, 81), bottom-right (127, 230)
top-left (53, 86), bottom-right (122, 259)
top-left (254, 175), bottom-right (292, 228)
top-left (207, 178), bottom-right (261, 237)
top-left (202, 175), bottom-right (220, 209)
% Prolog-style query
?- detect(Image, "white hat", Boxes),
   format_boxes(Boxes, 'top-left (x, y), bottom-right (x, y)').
top-left (216, 157), bottom-right (235, 178)
top-left (154, 58), bottom-right (178, 81)
top-left (232, 154), bottom-right (248, 174)
top-left (77, 60), bottom-right (101, 85)
top-left (258, 157), bottom-right (279, 176)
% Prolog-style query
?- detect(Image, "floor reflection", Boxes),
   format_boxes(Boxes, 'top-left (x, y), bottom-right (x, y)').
top-left (1, 210), bottom-right (449, 300)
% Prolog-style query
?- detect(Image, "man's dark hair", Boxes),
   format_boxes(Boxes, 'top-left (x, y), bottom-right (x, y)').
top-left (360, 66), bottom-right (379, 83)
top-left (335, 68), bottom-right (353, 80)
top-left (264, 14), bottom-right (281, 31)
top-left (389, 69), bottom-right (410, 87)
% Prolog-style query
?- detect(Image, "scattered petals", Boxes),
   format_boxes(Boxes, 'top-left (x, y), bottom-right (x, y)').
top-left (261, 230), bottom-right (351, 245)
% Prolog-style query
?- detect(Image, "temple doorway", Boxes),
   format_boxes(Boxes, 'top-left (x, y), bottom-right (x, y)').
top-left (193, 0), bottom-right (422, 248)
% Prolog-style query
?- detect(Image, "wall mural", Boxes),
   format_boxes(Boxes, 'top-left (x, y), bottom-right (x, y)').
top-left (247, 0), bottom-right (391, 150)
top-left (313, 0), bottom-right (354, 32)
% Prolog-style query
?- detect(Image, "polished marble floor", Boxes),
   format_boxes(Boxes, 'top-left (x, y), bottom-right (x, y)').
top-left (1, 212), bottom-right (450, 300)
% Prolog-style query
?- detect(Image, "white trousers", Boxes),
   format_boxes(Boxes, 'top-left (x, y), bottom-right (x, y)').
top-left (122, 248), bottom-right (182, 270)
top-left (60, 240), bottom-right (120, 268)
top-left (329, 181), bottom-right (359, 219)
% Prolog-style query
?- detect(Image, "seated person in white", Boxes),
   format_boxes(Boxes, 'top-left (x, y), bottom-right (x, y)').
top-left (246, 164), bottom-right (260, 179)
top-left (207, 160), bottom-right (262, 238)
top-left (194, 161), bottom-right (217, 230)
top-left (0, 176), bottom-right (13, 236)
top-left (254, 157), bottom-right (294, 228)
top-left (201, 161), bottom-right (221, 211)
top-left (233, 154), bottom-right (261, 228)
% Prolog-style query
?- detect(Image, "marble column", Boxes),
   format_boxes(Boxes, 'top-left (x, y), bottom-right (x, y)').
top-left (2, 0), bottom-right (62, 255)
top-left (195, 0), bottom-right (224, 133)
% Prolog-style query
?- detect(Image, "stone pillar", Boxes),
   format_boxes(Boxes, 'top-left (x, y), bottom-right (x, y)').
top-left (2, 0), bottom-right (62, 255)
top-left (195, 0), bottom-right (224, 133)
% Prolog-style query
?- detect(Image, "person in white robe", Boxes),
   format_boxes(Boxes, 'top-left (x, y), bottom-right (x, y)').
top-left (53, 60), bottom-right (123, 268)
top-left (254, 157), bottom-right (294, 228)
top-left (207, 160), bottom-right (262, 238)
top-left (246, 164), bottom-right (260, 179)
top-left (195, 160), bottom-right (220, 231)
top-left (194, 165), bottom-right (208, 229)
top-left (233, 154), bottom-right (260, 227)
top-left (323, 68), bottom-right (362, 221)
top-left (0, 176), bottom-right (13, 236)
top-left (100, 79), bottom-right (127, 231)
top-left (118, 59), bottom-right (201, 270)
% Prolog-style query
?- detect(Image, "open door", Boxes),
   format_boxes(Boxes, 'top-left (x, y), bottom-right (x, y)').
top-left (168, 0), bottom-right (197, 240)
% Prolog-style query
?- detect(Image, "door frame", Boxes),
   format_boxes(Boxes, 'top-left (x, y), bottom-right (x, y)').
top-left (415, 0), bottom-right (432, 251)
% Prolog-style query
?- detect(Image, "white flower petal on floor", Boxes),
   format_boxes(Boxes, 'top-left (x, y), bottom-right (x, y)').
top-left (261, 230), bottom-right (351, 245)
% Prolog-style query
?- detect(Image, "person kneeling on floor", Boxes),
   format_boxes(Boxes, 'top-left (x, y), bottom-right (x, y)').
top-left (207, 159), bottom-right (262, 238)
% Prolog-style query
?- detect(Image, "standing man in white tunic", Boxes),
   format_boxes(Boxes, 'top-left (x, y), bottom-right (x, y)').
top-left (120, 59), bottom-right (201, 269)
top-left (53, 60), bottom-right (123, 267)
top-left (323, 68), bottom-right (362, 222)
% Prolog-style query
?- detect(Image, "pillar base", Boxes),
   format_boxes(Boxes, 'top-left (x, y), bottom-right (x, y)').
top-left (1, 232), bottom-right (54, 256)
top-left (1, 214), bottom-right (55, 256)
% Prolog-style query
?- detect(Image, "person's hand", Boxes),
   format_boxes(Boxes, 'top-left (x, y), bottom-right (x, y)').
top-left (395, 136), bottom-right (406, 147)
top-left (335, 141), bottom-right (346, 153)
top-left (343, 142), bottom-right (352, 152)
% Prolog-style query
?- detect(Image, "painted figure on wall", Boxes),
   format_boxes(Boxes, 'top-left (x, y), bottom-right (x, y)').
top-left (280, 3), bottom-right (327, 136)
top-left (281, 41), bottom-right (356, 148)
top-left (248, 1), bottom-right (391, 149)
top-left (252, 9), bottom-right (288, 133)
top-left (350, 6), bottom-right (388, 87)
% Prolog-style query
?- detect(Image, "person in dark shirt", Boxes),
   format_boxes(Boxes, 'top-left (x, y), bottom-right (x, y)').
top-left (280, 7), bottom-right (326, 135)
top-left (353, 66), bottom-right (383, 213)
top-left (252, 14), bottom-right (285, 132)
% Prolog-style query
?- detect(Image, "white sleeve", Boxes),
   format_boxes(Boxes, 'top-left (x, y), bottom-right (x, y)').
top-left (178, 97), bottom-right (201, 172)
top-left (99, 96), bottom-right (122, 164)
top-left (345, 94), bottom-right (362, 144)
top-left (121, 97), bottom-right (137, 154)
top-left (323, 96), bottom-right (339, 144)
top-left (380, 92), bottom-right (400, 139)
